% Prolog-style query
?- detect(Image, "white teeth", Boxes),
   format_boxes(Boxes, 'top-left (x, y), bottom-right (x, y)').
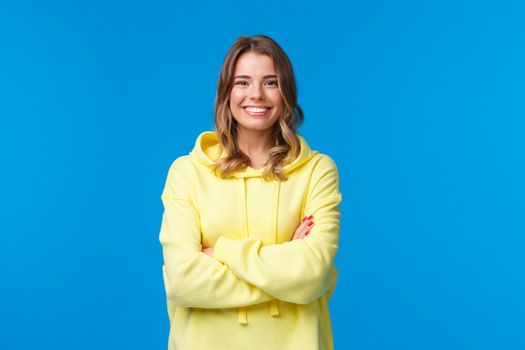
top-left (244, 107), bottom-right (269, 113)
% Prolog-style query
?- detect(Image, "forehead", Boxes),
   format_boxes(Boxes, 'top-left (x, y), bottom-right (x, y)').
top-left (233, 52), bottom-right (276, 76)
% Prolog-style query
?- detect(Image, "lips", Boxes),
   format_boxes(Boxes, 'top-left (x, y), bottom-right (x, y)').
top-left (243, 106), bottom-right (271, 110)
top-left (242, 106), bottom-right (272, 116)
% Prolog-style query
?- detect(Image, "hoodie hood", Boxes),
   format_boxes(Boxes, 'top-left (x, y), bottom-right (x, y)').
top-left (189, 130), bottom-right (318, 178)
top-left (187, 130), bottom-right (318, 324)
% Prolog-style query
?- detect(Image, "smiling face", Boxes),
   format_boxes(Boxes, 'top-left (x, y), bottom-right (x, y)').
top-left (229, 52), bottom-right (283, 134)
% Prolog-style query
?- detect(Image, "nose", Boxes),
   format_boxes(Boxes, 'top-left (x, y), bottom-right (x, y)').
top-left (248, 83), bottom-right (264, 100)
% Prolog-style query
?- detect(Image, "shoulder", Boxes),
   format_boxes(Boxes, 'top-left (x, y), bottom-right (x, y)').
top-left (163, 155), bottom-right (197, 178)
top-left (161, 156), bottom-right (198, 199)
top-left (309, 153), bottom-right (340, 176)
top-left (161, 156), bottom-right (197, 187)
top-left (167, 155), bottom-right (193, 173)
top-left (306, 153), bottom-right (341, 195)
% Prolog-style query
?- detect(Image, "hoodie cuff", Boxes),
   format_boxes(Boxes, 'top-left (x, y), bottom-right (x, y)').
top-left (214, 236), bottom-right (237, 265)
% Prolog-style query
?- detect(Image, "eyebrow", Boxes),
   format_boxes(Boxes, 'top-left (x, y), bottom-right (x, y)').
top-left (234, 75), bottom-right (278, 79)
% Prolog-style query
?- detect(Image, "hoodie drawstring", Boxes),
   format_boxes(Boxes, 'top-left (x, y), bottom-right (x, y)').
top-left (268, 180), bottom-right (281, 317)
top-left (236, 178), bottom-right (281, 325)
top-left (238, 177), bottom-right (249, 325)
top-left (237, 306), bottom-right (248, 324)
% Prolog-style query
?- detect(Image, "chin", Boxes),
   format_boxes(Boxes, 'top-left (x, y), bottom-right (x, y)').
top-left (240, 124), bottom-right (275, 132)
top-left (237, 119), bottom-right (278, 132)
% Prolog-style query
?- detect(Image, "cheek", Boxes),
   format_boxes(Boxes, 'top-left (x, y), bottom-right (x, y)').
top-left (230, 89), bottom-right (243, 106)
top-left (229, 91), bottom-right (243, 119)
top-left (270, 91), bottom-right (283, 108)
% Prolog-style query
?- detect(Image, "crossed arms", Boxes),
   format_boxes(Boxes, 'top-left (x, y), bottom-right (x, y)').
top-left (159, 155), bottom-right (342, 308)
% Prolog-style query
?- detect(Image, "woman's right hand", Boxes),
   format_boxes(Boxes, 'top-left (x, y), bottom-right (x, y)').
top-left (292, 215), bottom-right (314, 240)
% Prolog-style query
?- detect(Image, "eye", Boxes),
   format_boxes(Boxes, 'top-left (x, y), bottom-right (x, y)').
top-left (235, 80), bottom-right (248, 86)
top-left (265, 79), bottom-right (278, 86)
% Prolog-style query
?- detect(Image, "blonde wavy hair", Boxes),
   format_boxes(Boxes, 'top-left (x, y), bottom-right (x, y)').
top-left (212, 34), bottom-right (304, 182)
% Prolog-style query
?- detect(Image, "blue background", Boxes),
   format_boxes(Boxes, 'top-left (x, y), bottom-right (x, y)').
top-left (1, 0), bottom-right (524, 349)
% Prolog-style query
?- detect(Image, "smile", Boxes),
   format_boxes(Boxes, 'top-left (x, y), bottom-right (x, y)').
top-left (243, 106), bottom-right (271, 116)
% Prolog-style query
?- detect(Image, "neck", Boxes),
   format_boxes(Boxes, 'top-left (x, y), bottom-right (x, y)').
top-left (236, 127), bottom-right (275, 159)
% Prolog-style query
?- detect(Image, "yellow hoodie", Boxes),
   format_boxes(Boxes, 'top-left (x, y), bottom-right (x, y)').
top-left (159, 130), bottom-right (342, 350)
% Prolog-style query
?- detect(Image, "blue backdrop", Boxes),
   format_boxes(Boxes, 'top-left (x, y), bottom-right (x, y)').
top-left (1, 1), bottom-right (524, 349)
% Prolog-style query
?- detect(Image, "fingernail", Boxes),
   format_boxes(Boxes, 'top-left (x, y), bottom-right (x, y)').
top-left (307, 215), bottom-right (313, 220)
top-left (305, 230), bottom-right (310, 236)
top-left (307, 221), bottom-right (314, 226)
top-left (302, 216), bottom-right (307, 221)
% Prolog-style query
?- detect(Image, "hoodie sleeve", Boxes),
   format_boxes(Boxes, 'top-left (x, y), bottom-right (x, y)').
top-left (159, 159), bottom-right (274, 309)
top-left (213, 155), bottom-right (342, 305)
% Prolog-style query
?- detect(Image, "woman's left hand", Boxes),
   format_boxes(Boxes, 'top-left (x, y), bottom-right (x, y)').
top-left (292, 215), bottom-right (315, 240)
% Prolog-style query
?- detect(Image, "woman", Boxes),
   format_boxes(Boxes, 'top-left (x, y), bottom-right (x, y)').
top-left (159, 34), bottom-right (343, 350)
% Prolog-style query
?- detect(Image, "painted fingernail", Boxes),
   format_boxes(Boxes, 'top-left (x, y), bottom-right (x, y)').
top-left (305, 230), bottom-right (310, 235)
top-left (307, 215), bottom-right (313, 220)
top-left (307, 221), bottom-right (314, 226)
top-left (302, 216), bottom-right (307, 221)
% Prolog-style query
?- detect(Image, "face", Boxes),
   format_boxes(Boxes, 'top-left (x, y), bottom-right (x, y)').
top-left (229, 52), bottom-right (283, 134)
